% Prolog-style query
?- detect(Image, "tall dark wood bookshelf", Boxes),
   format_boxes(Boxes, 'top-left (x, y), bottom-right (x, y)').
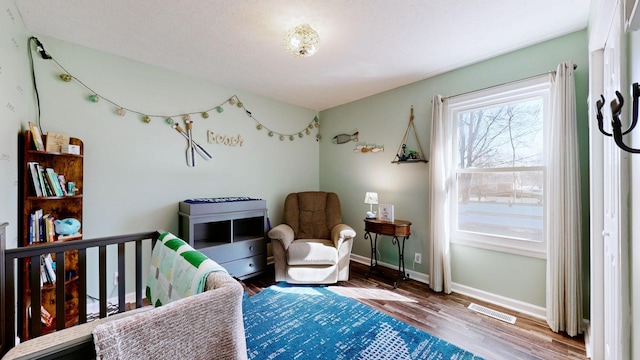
top-left (18, 129), bottom-right (84, 340)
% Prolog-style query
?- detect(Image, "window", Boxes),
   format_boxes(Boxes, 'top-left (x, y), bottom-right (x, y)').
top-left (447, 76), bottom-right (551, 258)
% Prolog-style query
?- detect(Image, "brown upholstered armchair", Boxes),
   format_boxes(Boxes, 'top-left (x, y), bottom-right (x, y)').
top-left (268, 191), bottom-right (356, 284)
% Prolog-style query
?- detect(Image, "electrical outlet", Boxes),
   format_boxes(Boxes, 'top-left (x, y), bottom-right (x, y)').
top-left (113, 272), bottom-right (118, 286)
top-left (414, 252), bottom-right (422, 264)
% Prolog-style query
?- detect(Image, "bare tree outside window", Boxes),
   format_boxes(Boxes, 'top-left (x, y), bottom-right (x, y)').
top-left (455, 98), bottom-right (545, 242)
top-left (457, 99), bottom-right (543, 170)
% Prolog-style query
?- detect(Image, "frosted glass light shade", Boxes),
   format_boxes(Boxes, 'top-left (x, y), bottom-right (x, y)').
top-left (284, 24), bottom-right (320, 57)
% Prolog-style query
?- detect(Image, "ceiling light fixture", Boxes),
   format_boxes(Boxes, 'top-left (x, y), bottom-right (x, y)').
top-left (284, 24), bottom-right (320, 57)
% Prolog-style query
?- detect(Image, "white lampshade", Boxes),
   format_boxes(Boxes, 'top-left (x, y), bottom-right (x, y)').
top-left (364, 192), bottom-right (378, 205)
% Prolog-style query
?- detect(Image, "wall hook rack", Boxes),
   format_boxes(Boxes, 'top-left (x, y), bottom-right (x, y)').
top-left (596, 82), bottom-right (640, 153)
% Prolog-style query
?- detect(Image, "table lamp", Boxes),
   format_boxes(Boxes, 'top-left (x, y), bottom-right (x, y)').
top-left (364, 192), bottom-right (378, 218)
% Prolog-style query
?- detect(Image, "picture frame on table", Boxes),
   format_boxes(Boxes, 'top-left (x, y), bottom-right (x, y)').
top-left (378, 204), bottom-right (394, 222)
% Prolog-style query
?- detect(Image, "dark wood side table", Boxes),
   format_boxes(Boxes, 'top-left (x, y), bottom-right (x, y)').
top-left (363, 218), bottom-right (411, 288)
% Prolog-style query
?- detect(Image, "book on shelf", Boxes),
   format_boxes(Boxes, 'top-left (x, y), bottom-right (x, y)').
top-left (33, 209), bottom-right (44, 243)
top-left (45, 132), bottom-right (70, 153)
top-left (45, 168), bottom-right (64, 196)
top-left (40, 306), bottom-right (52, 327)
top-left (41, 254), bottom-right (56, 284)
top-left (28, 122), bottom-right (45, 151)
top-left (43, 214), bottom-right (55, 242)
top-left (27, 162), bottom-right (43, 197)
top-left (40, 261), bottom-right (46, 286)
top-left (27, 305), bottom-right (53, 327)
top-left (29, 213), bottom-right (35, 245)
top-left (42, 214), bottom-right (49, 243)
top-left (40, 256), bottom-right (49, 283)
top-left (57, 232), bottom-right (82, 241)
top-left (35, 164), bottom-right (53, 197)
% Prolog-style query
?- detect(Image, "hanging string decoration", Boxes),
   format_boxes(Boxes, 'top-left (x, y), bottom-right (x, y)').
top-left (33, 38), bottom-right (320, 142)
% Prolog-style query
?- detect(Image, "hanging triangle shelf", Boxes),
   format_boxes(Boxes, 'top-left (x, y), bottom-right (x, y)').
top-left (392, 105), bottom-right (428, 164)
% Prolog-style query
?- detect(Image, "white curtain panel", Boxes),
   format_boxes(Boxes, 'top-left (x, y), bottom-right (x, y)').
top-left (545, 61), bottom-right (583, 336)
top-left (428, 95), bottom-right (452, 294)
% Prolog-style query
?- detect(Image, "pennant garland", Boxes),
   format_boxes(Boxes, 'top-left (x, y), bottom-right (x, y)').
top-left (45, 49), bottom-right (321, 142)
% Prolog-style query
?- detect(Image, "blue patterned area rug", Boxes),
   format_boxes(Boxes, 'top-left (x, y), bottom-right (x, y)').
top-left (243, 285), bottom-right (483, 359)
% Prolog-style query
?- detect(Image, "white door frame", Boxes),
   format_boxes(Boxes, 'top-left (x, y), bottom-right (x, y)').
top-left (588, 1), bottom-right (631, 359)
top-left (587, 47), bottom-right (605, 360)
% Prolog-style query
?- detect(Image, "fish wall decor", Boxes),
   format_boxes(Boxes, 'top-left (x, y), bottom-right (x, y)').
top-left (331, 131), bottom-right (359, 144)
top-left (354, 144), bottom-right (384, 153)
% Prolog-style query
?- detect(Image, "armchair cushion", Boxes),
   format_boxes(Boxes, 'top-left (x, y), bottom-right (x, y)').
top-left (287, 239), bottom-right (338, 265)
top-left (284, 191), bottom-right (342, 239)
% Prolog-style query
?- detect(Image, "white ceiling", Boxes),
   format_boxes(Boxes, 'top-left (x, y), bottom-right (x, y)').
top-left (14, 0), bottom-right (591, 111)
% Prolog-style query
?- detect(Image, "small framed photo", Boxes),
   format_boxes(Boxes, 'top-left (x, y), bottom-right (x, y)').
top-left (378, 204), bottom-right (394, 222)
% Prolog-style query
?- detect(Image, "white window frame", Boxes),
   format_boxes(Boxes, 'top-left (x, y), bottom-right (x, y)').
top-left (447, 75), bottom-right (551, 259)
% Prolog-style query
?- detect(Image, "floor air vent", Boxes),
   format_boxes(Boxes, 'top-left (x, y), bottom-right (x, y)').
top-left (468, 303), bottom-right (517, 324)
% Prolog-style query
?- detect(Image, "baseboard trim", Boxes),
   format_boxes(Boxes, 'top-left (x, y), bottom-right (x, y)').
top-left (583, 319), bottom-right (592, 359)
top-left (451, 282), bottom-right (546, 320)
top-left (349, 254), bottom-right (546, 320)
top-left (349, 253), bottom-right (430, 284)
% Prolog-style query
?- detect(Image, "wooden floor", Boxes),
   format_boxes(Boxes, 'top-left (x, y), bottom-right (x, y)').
top-left (241, 261), bottom-right (587, 360)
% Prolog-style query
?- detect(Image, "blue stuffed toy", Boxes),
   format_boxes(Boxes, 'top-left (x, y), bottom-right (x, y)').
top-left (54, 218), bottom-right (81, 235)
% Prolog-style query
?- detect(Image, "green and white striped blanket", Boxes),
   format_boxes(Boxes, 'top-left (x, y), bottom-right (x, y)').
top-left (146, 232), bottom-right (228, 307)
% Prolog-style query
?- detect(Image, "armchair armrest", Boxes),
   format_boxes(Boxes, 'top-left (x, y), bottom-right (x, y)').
top-left (331, 224), bottom-right (356, 249)
top-left (268, 224), bottom-right (295, 249)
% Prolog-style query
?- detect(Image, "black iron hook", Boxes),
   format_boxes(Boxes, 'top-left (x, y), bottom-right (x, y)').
top-left (625, 82), bottom-right (640, 135)
top-left (608, 83), bottom-right (640, 153)
top-left (608, 84), bottom-right (640, 135)
top-left (596, 94), bottom-right (610, 136)
top-left (610, 90), bottom-right (624, 121)
top-left (611, 121), bottom-right (640, 153)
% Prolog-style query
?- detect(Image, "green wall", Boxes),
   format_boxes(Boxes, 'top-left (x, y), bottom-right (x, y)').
top-left (1, 0), bottom-right (320, 302)
top-left (320, 30), bottom-right (590, 311)
top-left (0, 0), bottom-right (32, 248)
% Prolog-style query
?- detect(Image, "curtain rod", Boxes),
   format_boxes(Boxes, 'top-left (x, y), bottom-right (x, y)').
top-left (441, 63), bottom-right (577, 102)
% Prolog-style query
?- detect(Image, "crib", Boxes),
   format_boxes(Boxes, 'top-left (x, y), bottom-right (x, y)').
top-left (1, 230), bottom-right (159, 358)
